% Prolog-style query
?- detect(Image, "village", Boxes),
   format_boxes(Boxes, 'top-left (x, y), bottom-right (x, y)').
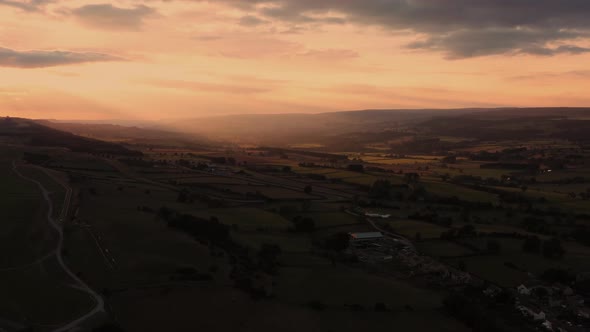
top-left (346, 217), bottom-right (590, 332)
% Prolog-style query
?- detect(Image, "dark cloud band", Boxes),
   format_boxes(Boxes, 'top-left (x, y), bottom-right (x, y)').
top-left (207, 0), bottom-right (590, 58)
top-left (71, 4), bottom-right (156, 30)
top-left (0, 47), bottom-right (123, 68)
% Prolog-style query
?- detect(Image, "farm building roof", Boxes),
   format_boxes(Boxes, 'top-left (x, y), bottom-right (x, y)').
top-left (349, 232), bottom-right (383, 240)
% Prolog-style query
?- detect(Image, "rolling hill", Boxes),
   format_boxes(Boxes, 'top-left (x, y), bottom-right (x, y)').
top-left (0, 117), bottom-right (142, 156)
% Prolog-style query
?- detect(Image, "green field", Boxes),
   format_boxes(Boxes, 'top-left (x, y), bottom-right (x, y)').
top-left (233, 231), bottom-right (312, 252)
top-left (110, 282), bottom-right (468, 332)
top-left (75, 182), bottom-right (231, 288)
top-left (444, 237), bottom-right (590, 287)
top-left (0, 155), bottom-right (57, 267)
top-left (417, 240), bottom-right (475, 257)
top-left (0, 256), bottom-right (95, 326)
top-left (187, 207), bottom-right (291, 230)
top-left (295, 211), bottom-right (361, 228)
top-left (0, 148), bottom-right (95, 329)
top-left (292, 167), bottom-right (380, 187)
top-left (217, 184), bottom-right (313, 200)
top-left (423, 180), bottom-right (499, 203)
top-left (389, 219), bottom-right (448, 239)
top-left (272, 263), bottom-right (468, 331)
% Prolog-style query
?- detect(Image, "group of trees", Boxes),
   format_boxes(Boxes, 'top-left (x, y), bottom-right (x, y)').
top-left (369, 180), bottom-right (392, 199)
top-left (177, 189), bottom-right (192, 203)
top-left (257, 243), bottom-right (282, 274)
top-left (22, 152), bottom-right (52, 165)
top-left (443, 289), bottom-right (516, 332)
top-left (523, 236), bottom-right (565, 258)
top-left (571, 227), bottom-right (590, 247)
top-left (325, 232), bottom-right (350, 252)
top-left (487, 240), bottom-right (502, 254)
top-left (158, 207), bottom-right (230, 245)
top-left (440, 224), bottom-right (477, 240)
top-left (290, 216), bottom-right (316, 233)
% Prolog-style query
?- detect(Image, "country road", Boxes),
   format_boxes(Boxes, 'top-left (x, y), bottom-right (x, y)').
top-left (12, 161), bottom-right (105, 332)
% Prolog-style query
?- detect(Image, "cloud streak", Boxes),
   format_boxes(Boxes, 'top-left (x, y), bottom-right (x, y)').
top-left (0, 0), bottom-right (52, 12)
top-left (0, 47), bottom-right (123, 68)
top-left (205, 0), bottom-right (590, 58)
top-left (71, 4), bottom-right (156, 30)
top-left (144, 79), bottom-right (272, 94)
top-left (238, 15), bottom-right (268, 27)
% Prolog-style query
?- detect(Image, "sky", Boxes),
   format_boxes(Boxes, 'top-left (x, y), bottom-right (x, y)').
top-left (1, 0), bottom-right (590, 120)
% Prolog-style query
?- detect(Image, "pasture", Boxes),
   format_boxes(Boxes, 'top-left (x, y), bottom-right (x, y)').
top-left (0, 152), bottom-right (57, 267)
top-left (389, 219), bottom-right (448, 239)
top-left (417, 240), bottom-right (475, 257)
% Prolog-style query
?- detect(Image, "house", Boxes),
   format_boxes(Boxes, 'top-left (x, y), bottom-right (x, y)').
top-left (517, 284), bottom-right (531, 295)
top-left (365, 212), bottom-right (391, 219)
top-left (349, 232), bottom-right (384, 243)
top-left (533, 311), bottom-right (546, 321)
top-left (517, 306), bottom-right (546, 321)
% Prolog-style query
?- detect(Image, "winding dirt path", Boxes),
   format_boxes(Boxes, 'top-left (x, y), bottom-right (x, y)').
top-left (12, 161), bottom-right (105, 332)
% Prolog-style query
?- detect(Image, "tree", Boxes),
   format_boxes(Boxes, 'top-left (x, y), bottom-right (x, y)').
top-left (522, 236), bottom-right (541, 254)
top-left (457, 224), bottom-right (476, 238)
top-left (460, 208), bottom-right (471, 223)
top-left (326, 232), bottom-right (349, 252)
top-left (541, 268), bottom-right (574, 284)
top-left (458, 260), bottom-right (466, 271)
top-left (369, 180), bottom-right (391, 199)
top-left (542, 238), bottom-right (565, 259)
top-left (307, 300), bottom-right (325, 311)
top-left (157, 206), bottom-right (173, 221)
top-left (404, 172), bottom-right (420, 184)
top-left (258, 243), bottom-right (282, 273)
top-left (533, 287), bottom-right (549, 299)
top-left (487, 239), bottom-right (502, 254)
top-left (442, 155), bottom-right (457, 164)
top-left (571, 227), bottom-right (590, 247)
top-left (374, 302), bottom-right (389, 312)
top-left (347, 164), bottom-right (364, 172)
top-left (93, 323), bottom-right (125, 332)
top-left (301, 199), bottom-right (311, 212)
top-left (292, 216), bottom-right (315, 232)
top-left (177, 189), bottom-right (189, 203)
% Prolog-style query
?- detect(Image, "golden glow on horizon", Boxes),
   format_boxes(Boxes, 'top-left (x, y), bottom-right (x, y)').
top-left (1, 1), bottom-right (590, 120)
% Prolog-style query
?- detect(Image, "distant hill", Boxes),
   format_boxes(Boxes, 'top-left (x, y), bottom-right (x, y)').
top-left (38, 121), bottom-right (210, 149)
top-left (162, 108), bottom-right (590, 145)
top-left (421, 107), bottom-right (590, 141)
top-left (163, 108), bottom-right (488, 144)
top-left (0, 117), bottom-right (142, 156)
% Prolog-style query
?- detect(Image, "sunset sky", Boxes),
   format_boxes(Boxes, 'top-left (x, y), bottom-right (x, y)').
top-left (1, 0), bottom-right (590, 120)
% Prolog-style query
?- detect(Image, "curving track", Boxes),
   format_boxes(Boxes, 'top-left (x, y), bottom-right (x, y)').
top-left (12, 161), bottom-right (105, 332)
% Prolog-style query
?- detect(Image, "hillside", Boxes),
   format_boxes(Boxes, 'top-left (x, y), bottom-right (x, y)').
top-left (38, 120), bottom-right (210, 149)
top-left (163, 108), bottom-right (590, 145)
top-left (421, 107), bottom-right (590, 141)
top-left (0, 117), bottom-right (142, 156)
top-left (162, 109), bottom-right (486, 144)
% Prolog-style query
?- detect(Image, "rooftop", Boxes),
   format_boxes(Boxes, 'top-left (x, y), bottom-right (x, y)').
top-left (349, 232), bottom-right (384, 240)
